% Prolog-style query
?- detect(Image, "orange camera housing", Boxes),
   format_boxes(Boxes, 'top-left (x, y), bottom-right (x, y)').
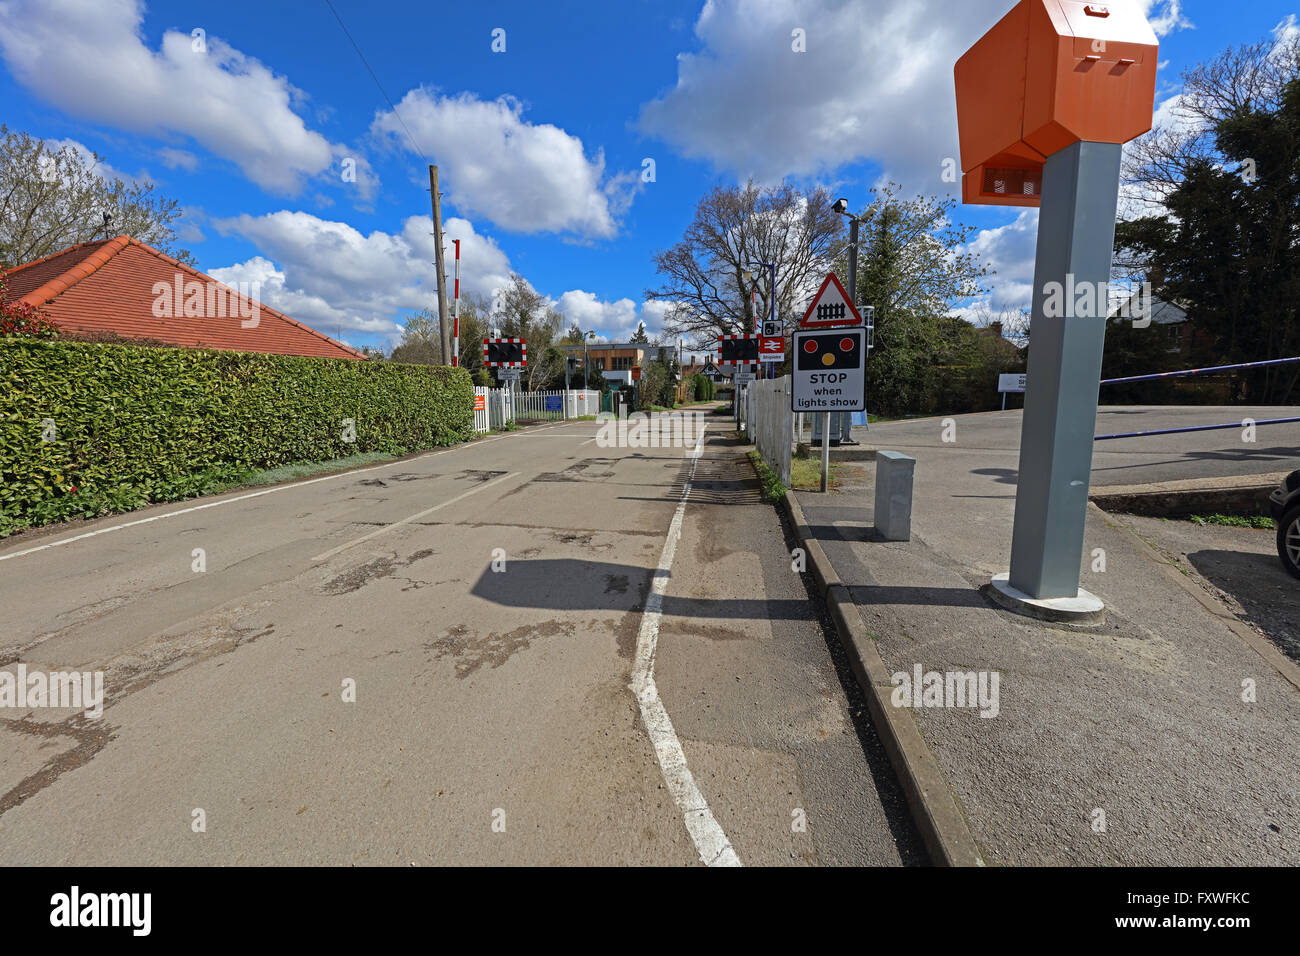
top-left (954, 1), bottom-right (1158, 206)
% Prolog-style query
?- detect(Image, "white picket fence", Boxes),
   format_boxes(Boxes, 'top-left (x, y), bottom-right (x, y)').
top-left (743, 377), bottom-right (793, 487)
top-left (473, 388), bottom-right (599, 433)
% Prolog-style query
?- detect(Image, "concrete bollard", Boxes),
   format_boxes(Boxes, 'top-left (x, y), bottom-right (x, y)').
top-left (874, 451), bottom-right (916, 541)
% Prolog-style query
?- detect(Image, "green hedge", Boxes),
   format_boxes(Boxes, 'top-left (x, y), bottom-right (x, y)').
top-left (1, 339), bottom-right (474, 535)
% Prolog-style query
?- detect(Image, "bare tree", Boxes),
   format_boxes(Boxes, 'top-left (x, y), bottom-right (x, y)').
top-left (646, 179), bottom-right (845, 347)
top-left (970, 304), bottom-right (1031, 349)
top-left (390, 309), bottom-right (443, 365)
top-left (0, 126), bottom-right (193, 266)
top-left (1121, 26), bottom-right (1300, 217)
top-left (494, 272), bottom-right (563, 390)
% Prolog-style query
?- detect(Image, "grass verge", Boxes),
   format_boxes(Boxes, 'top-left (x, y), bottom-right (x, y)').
top-left (1188, 513), bottom-right (1275, 530)
top-left (229, 450), bottom-right (402, 489)
top-left (790, 456), bottom-right (845, 492)
top-left (746, 450), bottom-right (787, 503)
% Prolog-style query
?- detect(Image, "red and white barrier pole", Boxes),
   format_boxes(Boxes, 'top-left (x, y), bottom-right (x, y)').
top-left (452, 239), bottom-right (461, 367)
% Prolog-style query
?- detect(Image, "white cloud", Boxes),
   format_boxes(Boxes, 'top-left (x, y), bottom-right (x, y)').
top-left (0, 0), bottom-right (373, 196)
top-left (371, 89), bottom-right (638, 237)
top-left (157, 147), bottom-right (198, 172)
top-left (962, 209), bottom-right (1040, 314)
top-left (555, 291), bottom-right (640, 339)
top-left (638, 0), bottom-right (1191, 190)
top-left (42, 137), bottom-right (140, 185)
top-left (211, 211), bottom-right (512, 342)
top-left (1271, 14), bottom-right (1299, 55)
top-left (1139, 0), bottom-right (1192, 37)
top-left (211, 209), bottom-right (659, 346)
top-left (553, 291), bottom-right (678, 343)
top-left (208, 256), bottom-right (393, 337)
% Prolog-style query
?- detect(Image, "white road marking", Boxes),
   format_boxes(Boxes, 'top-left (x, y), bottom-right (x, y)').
top-left (0, 430), bottom-right (533, 563)
top-left (310, 471), bottom-right (517, 562)
top-left (629, 425), bottom-right (741, 867)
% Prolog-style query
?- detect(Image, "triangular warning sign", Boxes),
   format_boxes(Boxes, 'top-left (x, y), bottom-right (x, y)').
top-left (799, 272), bottom-right (863, 329)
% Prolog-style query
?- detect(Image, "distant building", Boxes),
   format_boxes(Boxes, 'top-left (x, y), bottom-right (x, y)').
top-left (3, 236), bottom-right (364, 360)
top-left (1107, 293), bottom-right (1198, 357)
top-left (559, 341), bottom-right (677, 384)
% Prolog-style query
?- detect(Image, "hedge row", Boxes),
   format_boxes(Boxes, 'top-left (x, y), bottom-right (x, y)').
top-left (0, 339), bottom-right (475, 535)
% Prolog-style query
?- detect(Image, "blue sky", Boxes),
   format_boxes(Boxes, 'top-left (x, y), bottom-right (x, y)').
top-left (1, 0), bottom-right (1296, 356)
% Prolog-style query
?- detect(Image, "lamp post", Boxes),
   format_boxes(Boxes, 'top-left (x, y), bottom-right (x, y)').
top-left (831, 199), bottom-right (867, 443)
top-left (745, 261), bottom-right (776, 379)
top-left (583, 330), bottom-right (596, 392)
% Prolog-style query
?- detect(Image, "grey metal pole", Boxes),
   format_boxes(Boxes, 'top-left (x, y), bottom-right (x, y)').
top-left (842, 216), bottom-right (860, 442)
top-left (1008, 141), bottom-right (1123, 600)
top-left (820, 412), bottom-right (831, 492)
top-left (767, 262), bottom-right (777, 382)
top-left (846, 217), bottom-right (859, 304)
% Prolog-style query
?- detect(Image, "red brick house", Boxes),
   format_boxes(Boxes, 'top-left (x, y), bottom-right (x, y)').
top-left (2, 236), bottom-right (364, 359)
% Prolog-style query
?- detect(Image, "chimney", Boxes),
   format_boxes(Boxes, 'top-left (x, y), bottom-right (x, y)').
top-left (990, 321), bottom-right (1003, 338)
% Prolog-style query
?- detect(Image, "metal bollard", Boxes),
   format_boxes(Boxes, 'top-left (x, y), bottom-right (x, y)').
top-left (874, 451), bottom-right (916, 541)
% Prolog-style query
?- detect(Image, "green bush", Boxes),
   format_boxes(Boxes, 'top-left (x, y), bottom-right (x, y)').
top-left (1, 339), bottom-right (474, 535)
top-left (692, 374), bottom-right (714, 401)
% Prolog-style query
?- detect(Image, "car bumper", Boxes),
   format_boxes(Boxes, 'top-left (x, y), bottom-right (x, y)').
top-left (1270, 487), bottom-right (1289, 521)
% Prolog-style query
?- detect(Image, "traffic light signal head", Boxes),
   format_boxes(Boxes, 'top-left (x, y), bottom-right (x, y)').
top-left (717, 335), bottom-right (759, 364)
top-left (483, 338), bottom-right (526, 366)
top-left (796, 331), bottom-right (861, 371)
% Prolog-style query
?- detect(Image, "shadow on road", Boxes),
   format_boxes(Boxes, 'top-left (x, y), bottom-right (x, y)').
top-left (470, 558), bottom-right (810, 620)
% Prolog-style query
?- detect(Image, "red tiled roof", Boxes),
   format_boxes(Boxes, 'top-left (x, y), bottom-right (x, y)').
top-left (3, 236), bottom-right (365, 360)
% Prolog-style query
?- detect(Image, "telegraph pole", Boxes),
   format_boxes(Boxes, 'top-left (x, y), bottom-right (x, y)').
top-left (429, 165), bottom-right (452, 365)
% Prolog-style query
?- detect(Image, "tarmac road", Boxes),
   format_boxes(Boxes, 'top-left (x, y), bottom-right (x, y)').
top-left (855, 405), bottom-right (1300, 487)
top-left (0, 414), bottom-right (923, 866)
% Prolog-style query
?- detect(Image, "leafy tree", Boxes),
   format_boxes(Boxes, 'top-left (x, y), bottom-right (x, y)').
top-left (629, 321), bottom-right (650, 344)
top-left (390, 292), bottom-right (492, 379)
top-left (635, 351), bottom-right (678, 410)
top-left (0, 126), bottom-right (193, 266)
top-left (647, 179), bottom-right (844, 344)
top-left (390, 308), bottom-right (442, 365)
top-left (837, 185), bottom-right (991, 416)
top-left (1117, 29), bottom-right (1300, 402)
top-left (453, 292), bottom-right (490, 378)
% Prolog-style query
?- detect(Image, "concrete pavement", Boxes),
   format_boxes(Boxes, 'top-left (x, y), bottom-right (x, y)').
top-left (790, 409), bottom-right (1300, 865)
top-left (0, 415), bottom-right (922, 866)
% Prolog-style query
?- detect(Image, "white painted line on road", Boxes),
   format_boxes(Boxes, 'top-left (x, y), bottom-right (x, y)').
top-left (629, 425), bottom-right (741, 867)
top-left (311, 471), bottom-right (517, 563)
top-left (0, 432), bottom-right (528, 564)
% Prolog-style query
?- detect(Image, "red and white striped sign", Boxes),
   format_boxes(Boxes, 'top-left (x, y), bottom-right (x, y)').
top-left (716, 333), bottom-right (759, 365)
top-left (483, 337), bottom-right (527, 367)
